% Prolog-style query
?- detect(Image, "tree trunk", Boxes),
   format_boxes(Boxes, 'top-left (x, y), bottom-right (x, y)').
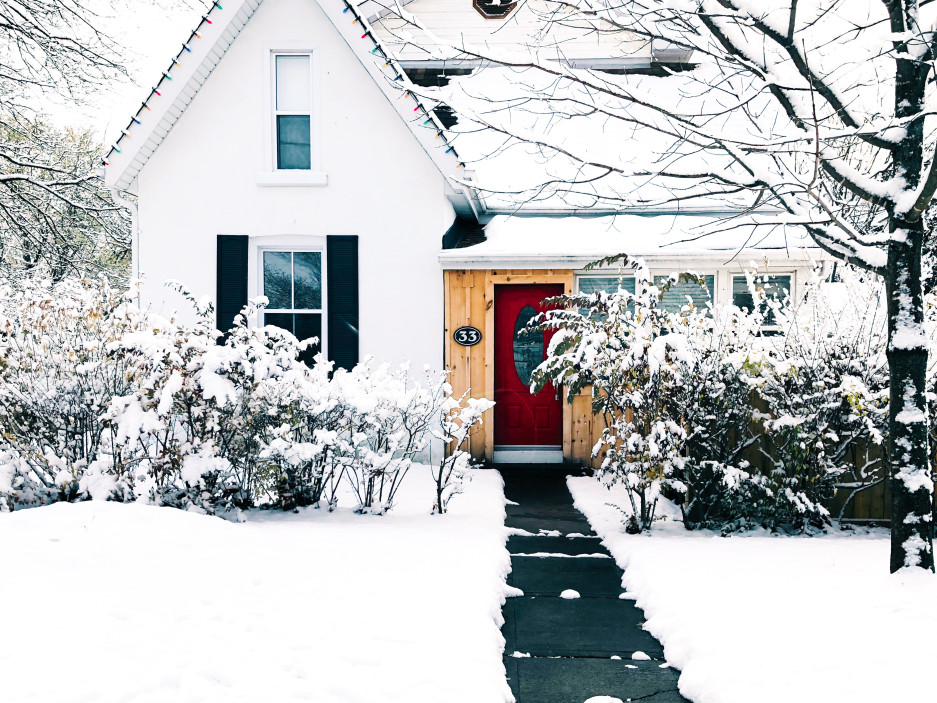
top-left (885, 223), bottom-right (935, 572)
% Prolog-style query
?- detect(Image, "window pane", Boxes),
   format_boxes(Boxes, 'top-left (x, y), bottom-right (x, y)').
top-left (264, 312), bottom-right (321, 366)
top-left (577, 276), bottom-right (636, 296)
top-left (733, 275), bottom-right (791, 325)
top-left (263, 251), bottom-right (292, 309)
top-left (264, 311), bottom-right (293, 333)
top-left (294, 313), bottom-right (322, 365)
top-left (275, 54), bottom-right (311, 111)
top-left (293, 251), bottom-right (322, 309)
top-left (513, 305), bottom-right (542, 387)
top-left (277, 115), bottom-right (311, 170)
top-left (655, 275), bottom-right (714, 314)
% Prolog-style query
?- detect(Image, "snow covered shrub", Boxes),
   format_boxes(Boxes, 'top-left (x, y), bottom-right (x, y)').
top-left (0, 277), bottom-right (492, 517)
top-left (335, 361), bottom-right (451, 514)
top-left (254, 356), bottom-right (348, 510)
top-left (534, 258), bottom-right (895, 533)
top-left (431, 390), bottom-right (494, 514)
top-left (0, 276), bottom-right (146, 508)
top-left (740, 269), bottom-right (890, 529)
top-left (108, 291), bottom-right (318, 514)
top-left (672, 307), bottom-right (763, 529)
top-left (532, 258), bottom-right (698, 531)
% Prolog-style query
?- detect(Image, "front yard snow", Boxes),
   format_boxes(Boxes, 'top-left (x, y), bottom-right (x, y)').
top-left (568, 476), bottom-right (937, 703)
top-left (0, 469), bottom-right (512, 703)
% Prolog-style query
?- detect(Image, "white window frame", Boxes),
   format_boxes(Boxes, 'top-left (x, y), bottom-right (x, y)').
top-left (249, 235), bottom-right (328, 358)
top-left (256, 46), bottom-right (327, 187)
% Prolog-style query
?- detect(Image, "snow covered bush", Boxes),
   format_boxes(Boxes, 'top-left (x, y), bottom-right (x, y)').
top-left (0, 276), bottom-right (147, 509)
top-left (0, 276), bottom-right (488, 518)
top-left (335, 362), bottom-right (449, 514)
top-left (736, 269), bottom-right (891, 529)
top-left (104, 290), bottom-right (319, 515)
top-left (532, 258), bottom-right (698, 531)
top-left (431, 391), bottom-right (494, 514)
top-left (534, 258), bottom-right (897, 533)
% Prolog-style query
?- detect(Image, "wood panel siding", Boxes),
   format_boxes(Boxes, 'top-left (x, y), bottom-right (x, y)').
top-left (445, 268), bottom-right (611, 462)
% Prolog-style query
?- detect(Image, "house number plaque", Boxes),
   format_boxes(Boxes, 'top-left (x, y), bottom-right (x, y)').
top-left (453, 326), bottom-right (482, 347)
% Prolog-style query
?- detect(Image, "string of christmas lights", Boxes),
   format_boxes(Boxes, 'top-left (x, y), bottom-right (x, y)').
top-left (340, 0), bottom-right (464, 168)
top-left (103, 2), bottom-right (224, 166)
top-left (103, 0), bottom-right (464, 170)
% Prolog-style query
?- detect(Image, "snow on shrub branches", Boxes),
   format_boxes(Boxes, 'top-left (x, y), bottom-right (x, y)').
top-left (532, 257), bottom-right (924, 533)
top-left (0, 277), bottom-right (489, 517)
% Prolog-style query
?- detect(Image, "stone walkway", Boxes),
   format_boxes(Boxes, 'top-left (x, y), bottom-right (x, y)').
top-left (499, 465), bottom-right (687, 703)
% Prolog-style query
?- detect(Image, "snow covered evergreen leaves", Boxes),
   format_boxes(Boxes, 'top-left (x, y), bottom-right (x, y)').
top-left (0, 277), bottom-right (488, 517)
top-left (532, 259), bottom-right (910, 533)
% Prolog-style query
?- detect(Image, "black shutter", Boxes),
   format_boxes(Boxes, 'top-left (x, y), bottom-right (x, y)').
top-left (216, 234), bottom-right (248, 335)
top-left (327, 235), bottom-right (359, 371)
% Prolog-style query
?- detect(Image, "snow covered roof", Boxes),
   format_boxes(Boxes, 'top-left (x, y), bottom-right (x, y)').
top-left (102, 0), bottom-right (475, 214)
top-left (438, 213), bottom-right (825, 269)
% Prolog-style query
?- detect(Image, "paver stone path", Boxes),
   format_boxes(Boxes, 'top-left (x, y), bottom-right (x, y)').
top-left (499, 465), bottom-right (688, 703)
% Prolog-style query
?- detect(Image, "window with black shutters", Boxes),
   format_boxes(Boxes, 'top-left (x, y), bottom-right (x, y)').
top-left (261, 249), bottom-right (323, 363)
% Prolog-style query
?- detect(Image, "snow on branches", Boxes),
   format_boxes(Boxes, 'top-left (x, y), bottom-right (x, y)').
top-left (0, 276), bottom-right (490, 517)
top-left (530, 257), bottom-right (914, 533)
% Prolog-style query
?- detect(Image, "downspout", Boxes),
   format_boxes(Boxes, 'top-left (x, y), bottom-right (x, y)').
top-left (109, 185), bottom-right (140, 305)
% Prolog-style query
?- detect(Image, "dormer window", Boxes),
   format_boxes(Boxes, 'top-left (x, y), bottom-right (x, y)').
top-left (274, 53), bottom-right (312, 170)
top-left (473, 0), bottom-right (516, 20)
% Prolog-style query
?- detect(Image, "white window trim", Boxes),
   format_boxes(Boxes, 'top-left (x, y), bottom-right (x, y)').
top-left (249, 235), bottom-right (328, 358)
top-left (257, 45), bottom-right (327, 188)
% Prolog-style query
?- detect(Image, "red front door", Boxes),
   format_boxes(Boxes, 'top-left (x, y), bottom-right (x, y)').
top-left (494, 284), bottom-right (564, 447)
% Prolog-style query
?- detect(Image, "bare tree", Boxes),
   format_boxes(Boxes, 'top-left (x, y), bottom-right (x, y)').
top-left (369, 0), bottom-right (936, 571)
top-left (0, 0), bottom-right (130, 279)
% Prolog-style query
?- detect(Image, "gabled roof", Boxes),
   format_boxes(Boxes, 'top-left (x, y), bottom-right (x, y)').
top-left (102, 0), bottom-right (477, 215)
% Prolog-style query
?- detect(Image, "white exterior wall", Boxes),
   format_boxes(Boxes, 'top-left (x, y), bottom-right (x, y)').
top-left (368, 0), bottom-right (649, 64)
top-left (134, 0), bottom-right (455, 370)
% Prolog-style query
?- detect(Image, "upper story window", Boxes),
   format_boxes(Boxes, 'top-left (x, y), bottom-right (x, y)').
top-left (274, 54), bottom-right (312, 170)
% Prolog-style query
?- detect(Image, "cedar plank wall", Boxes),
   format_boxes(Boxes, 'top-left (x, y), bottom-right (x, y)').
top-left (444, 268), bottom-right (608, 466)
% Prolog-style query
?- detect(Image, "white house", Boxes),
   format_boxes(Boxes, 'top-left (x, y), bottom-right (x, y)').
top-left (103, 0), bottom-right (825, 464)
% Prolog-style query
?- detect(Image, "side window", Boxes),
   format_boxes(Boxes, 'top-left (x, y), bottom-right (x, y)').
top-left (262, 249), bottom-right (323, 362)
top-left (732, 274), bottom-right (791, 326)
top-left (654, 274), bottom-right (715, 315)
top-left (576, 276), bottom-right (636, 317)
top-left (577, 276), bottom-right (636, 296)
top-left (274, 54), bottom-right (312, 170)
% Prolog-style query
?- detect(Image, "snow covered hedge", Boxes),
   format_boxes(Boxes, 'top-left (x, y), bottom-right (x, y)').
top-left (0, 277), bottom-right (488, 517)
top-left (533, 258), bottom-right (912, 533)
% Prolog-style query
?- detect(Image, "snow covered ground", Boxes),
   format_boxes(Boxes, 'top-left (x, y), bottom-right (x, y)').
top-left (568, 476), bottom-right (937, 703)
top-left (0, 469), bottom-right (512, 703)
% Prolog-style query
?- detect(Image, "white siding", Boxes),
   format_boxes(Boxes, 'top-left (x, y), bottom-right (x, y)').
top-left (368, 0), bottom-right (650, 65)
top-left (135, 0), bottom-right (454, 370)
